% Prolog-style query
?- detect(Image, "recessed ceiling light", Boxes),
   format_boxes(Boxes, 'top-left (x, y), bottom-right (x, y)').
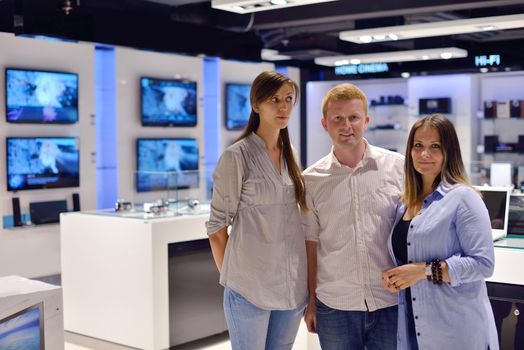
top-left (339, 13), bottom-right (524, 43)
top-left (373, 34), bottom-right (385, 41)
top-left (212, 0), bottom-right (337, 13)
top-left (401, 72), bottom-right (410, 78)
top-left (360, 36), bottom-right (372, 43)
top-left (334, 59), bottom-right (349, 66)
top-left (314, 47), bottom-right (467, 66)
top-left (440, 52), bottom-right (453, 59)
top-left (388, 33), bottom-right (399, 41)
top-left (480, 68), bottom-right (489, 73)
top-left (261, 48), bottom-right (291, 61)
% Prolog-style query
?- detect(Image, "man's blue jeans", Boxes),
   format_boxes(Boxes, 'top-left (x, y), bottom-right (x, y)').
top-left (223, 286), bottom-right (306, 350)
top-left (316, 298), bottom-right (398, 350)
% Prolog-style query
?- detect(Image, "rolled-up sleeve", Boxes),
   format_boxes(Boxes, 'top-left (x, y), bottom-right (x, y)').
top-left (446, 190), bottom-right (495, 287)
top-left (206, 150), bottom-right (243, 235)
top-left (302, 189), bottom-right (320, 242)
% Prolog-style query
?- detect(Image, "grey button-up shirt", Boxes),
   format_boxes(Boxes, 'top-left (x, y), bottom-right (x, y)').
top-left (206, 132), bottom-right (307, 310)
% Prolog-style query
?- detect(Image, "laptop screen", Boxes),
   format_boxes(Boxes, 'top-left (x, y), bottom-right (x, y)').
top-left (476, 186), bottom-right (511, 241)
top-left (508, 194), bottom-right (524, 236)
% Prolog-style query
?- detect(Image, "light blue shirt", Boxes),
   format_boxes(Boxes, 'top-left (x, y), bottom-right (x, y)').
top-left (387, 183), bottom-right (499, 350)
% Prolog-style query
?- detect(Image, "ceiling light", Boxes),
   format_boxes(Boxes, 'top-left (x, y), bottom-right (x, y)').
top-left (334, 59), bottom-right (349, 66)
top-left (339, 13), bottom-right (524, 43)
top-left (480, 68), bottom-right (489, 73)
top-left (261, 49), bottom-right (291, 61)
top-left (401, 72), bottom-right (410, 78)
top-left (212, 0), bottom-right (337, 14)
top-left (350, 59), bottom-right (361, 65)
top-left (314, 47), bottom-right (467, 66)
top-left (360, 36), bottom-right (372, 43)
top-left (440, 52), bottom-right (453, 59)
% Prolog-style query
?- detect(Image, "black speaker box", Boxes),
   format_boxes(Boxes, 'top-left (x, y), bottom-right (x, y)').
top-left (72, 193), bottom-right (81, 212)
top-left (419, 97), bottom-right (452, 114)
top-left (484, 100), bottom-right (497, 119)
top-left (484, 135), bottom-right (499, 154)
top-left (29, 200), bottom-right (68, 225)
top-left (12, 197), bottom-right (22, 227)
top-left (510, 100), bottom-right (522, 118)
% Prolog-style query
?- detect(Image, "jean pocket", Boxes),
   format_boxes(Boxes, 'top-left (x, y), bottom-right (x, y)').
top-left (315, 298), bottom-right (336, 315)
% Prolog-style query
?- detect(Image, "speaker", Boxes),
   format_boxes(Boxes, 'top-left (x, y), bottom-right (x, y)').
top-left (518, 135), bottom-right (524, 154)
top-left (484, 135), bottom-right (499, 154)
top-left (419, 97), bottom-right (452, 114)
top-left (12, 197), bottom-right (22, 227)
top-left (72, 193), bottom-right (81, 212)
top-left (510, 100), bottom-right (522, 118)
top-left (29, 200), bottom-right (68, 225)
top-left (484, 100), bottom-right (497, 119)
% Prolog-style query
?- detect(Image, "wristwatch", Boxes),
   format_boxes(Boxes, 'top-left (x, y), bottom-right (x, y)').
top-left (425, 262), bottom-right (432, 281)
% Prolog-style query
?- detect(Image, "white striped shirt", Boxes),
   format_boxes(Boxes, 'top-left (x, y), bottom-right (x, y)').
top-left (303, 142), bottom-right (404, 311)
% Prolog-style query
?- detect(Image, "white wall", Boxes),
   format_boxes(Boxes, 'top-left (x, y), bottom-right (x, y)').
top-left (0, 32), bottom-right (96, 278)
top-left (306, 78), bottom-right (408, 166)
top-left (114, 47), bottom-right (204, 204)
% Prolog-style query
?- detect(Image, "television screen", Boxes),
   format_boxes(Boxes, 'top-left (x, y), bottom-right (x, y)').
top-left (141, 77), bottom-right (197, 127)
top-left (6, 68), bottom-right (78, 124)
top-left (418, 97), bottom-right (452, 115)
top-left (7, 137), bottom-right (80, 191)
top-left (136, 138), bottom-right (199, 192)
top-left (0, 302), bottom-right (45, 350)
top-left (225, 83), bottom-right (251, 130)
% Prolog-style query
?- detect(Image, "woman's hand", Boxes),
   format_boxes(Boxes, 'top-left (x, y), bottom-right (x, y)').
top-left (304, 300), bottom-right (317, 333)
top-left (382, 263), bottom-right (426, 290)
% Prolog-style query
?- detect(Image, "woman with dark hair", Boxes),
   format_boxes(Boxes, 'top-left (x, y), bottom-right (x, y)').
top-left (382, 114), bottom-right (498, 350)
top-left (206, 71), bottom-right (307, 350)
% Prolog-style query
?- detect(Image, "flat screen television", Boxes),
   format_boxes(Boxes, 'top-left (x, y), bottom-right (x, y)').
top-left (141, 77), bottom-right (197, 127)
top-left (225, 83), bottom-right (251, 130)
top-left (136, 138), bottom-right (199, 192)
top-left (6, 68), bottom-right (78, 124)
top-left (6, 137), bottom-right (80, 191)
top-left (0, 302), bottom-right (45, 349)
top-left (418, 97), bottom-right (452, 115)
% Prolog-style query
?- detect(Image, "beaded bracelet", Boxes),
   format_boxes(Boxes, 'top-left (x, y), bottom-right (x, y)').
top-left (431, 258), bottom-right (443, 285)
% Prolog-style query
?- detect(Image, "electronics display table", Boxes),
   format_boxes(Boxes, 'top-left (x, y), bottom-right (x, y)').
top-left (60, 210), bottom-right (214, 350)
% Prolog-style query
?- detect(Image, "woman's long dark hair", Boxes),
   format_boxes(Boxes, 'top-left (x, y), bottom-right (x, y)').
top-left (403, 114), bottom-right (472, 206)
top-left (236, 71), bottom-right (307, 210)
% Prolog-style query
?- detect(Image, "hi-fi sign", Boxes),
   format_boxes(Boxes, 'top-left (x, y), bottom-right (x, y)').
top-left (475, 55), bottom-right (501, 67)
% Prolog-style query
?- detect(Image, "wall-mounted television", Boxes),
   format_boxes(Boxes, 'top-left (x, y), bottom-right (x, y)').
top-left (225, 83), bottom-right (251, 130)
top-left (7, 137), bottom-right (80, 191)
top-left (419, 97), bottom-right (452, 115)
top-left (136, 138), bottom-right (199, 192)
top-left (6, 68), bottom-right (79, 124)
top-left (0, 302), bottom-right (45, 349)
top-left (141, 77), bottom-right (197, 127)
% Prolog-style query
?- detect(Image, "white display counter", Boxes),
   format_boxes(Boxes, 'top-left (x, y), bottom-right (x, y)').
top-left (61, 210), bottom-right (213, 349)
top-left (489, 237), bottom-right (524, 286)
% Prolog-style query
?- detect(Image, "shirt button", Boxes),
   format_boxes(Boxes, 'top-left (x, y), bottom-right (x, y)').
top-left (423, 200), bottom-right (427, 203)
top-left (408, 260), bottom-right (413, 263)
top-left (412, 297), bottom-right (416, 301)
top-left (415, 316), bottom-right (419, 319)
top-left (407, 242), bottom-right (411, 246)
top-left (417, 332), bottom-right (421, 336)
top-left (410, 225), bottom-right (414, 229)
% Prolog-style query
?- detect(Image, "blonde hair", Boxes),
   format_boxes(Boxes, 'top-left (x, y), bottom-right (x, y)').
top-left (402, 114), bottom-right (472, 206)
top-left (321, 83), bottom-right (368, 118)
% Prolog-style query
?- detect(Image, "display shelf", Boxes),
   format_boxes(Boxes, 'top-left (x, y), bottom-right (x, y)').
top-left (367, 104), bottom-right (409, 153)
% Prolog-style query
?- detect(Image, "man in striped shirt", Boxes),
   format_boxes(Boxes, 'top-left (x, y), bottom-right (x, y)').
top-left (303, 83), bottom-right (404, 349)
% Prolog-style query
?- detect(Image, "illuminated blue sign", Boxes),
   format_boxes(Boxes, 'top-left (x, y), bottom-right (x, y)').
top-left (335, 63), bottom-right (389, 75)
top-left (475, 55), bottom-right (501, 67)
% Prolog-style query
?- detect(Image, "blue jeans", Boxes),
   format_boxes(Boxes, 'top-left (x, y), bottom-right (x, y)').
top-left (316, 298), bottom-right (398, 350)
top-left (223, 286), bottom-right (306, 350)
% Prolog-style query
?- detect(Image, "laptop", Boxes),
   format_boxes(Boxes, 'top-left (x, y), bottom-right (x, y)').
top-left (508, 193), bottom-right (524, 236)
top-left (475, 186), bottom-right (511, 241)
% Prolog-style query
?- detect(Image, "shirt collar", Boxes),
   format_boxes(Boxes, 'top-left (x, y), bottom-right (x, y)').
top-left (328, 138), bottom-right (378, 169)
